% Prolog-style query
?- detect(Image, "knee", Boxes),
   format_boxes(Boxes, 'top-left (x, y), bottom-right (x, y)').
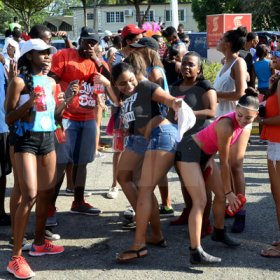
top-left (192, 196), bottom-right (207, 210)
top-left (117, 171), bottom-right (131, 186)
top-left (21, 194), bottom-right (36, 208)
top-left (230, 161), bottom-right (243, 174)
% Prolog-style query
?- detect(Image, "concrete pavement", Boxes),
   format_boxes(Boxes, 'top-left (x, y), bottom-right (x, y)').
top-left (0, 126), bottom-right (279, 280)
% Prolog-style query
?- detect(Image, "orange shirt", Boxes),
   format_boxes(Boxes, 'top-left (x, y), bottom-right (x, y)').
top-left (51, 48), bottom-right (98, 121)
top-left (261, 93), bottom-right (280, 142)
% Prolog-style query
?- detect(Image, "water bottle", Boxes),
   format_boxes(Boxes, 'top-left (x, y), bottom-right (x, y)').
top-left (55, 124), bottom-right (66, 144)
top-left (226, 194), bottom-right (247, 217)
top-left (34, 85), bottom-right (47, 112)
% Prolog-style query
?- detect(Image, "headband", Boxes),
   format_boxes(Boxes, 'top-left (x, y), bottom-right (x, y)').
top-left (237, 103), bottom-right (259, 112)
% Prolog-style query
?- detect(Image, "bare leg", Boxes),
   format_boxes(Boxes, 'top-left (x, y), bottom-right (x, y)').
top-left (176, 162), bottom-right (206, 249)
top-left (118, 150), bottom-right (174, 262)
top-left (66, 163), bottom-right (74, 191)
top-left (112, 152), bottom-right (121, 188)
top-left (116, 149), bottom-right (143, 210)
top-left (34, 151), bottom-right (56, 245)
top-left (12, 153), bottom-right (37, 256)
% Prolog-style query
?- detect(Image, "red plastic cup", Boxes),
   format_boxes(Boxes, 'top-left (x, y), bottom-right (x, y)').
top-left (55, 126), bottom-right (66, 144)
top-left (113, 129), bottom-right (124, 152)
top-left (226, 194), bottom-right (246, 217)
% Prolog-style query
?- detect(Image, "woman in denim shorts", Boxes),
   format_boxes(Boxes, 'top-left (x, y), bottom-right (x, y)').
top-left (99, 57), bottom-right (180, 262)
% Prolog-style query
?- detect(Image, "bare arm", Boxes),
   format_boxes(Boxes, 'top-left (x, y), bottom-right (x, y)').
top-left (217, 58), bottom-right (247, 101)
top-left (5, 77), bottom-right (35, 125)
top-left (193, 89), bottom-right (217, 119)
top-left (216, 118), bottom-right (240, 210)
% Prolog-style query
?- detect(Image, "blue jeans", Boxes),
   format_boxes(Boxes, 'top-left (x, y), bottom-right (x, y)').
top-left (56, 119), bottom-right (96, 165)
top-left (125, 135), bottom-right (149, 156)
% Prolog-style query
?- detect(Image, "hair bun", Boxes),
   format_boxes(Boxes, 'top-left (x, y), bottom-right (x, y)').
top-left (245, 87), bottom-right (258, 97)
top-left (236, 26), bottom-right (247, 38)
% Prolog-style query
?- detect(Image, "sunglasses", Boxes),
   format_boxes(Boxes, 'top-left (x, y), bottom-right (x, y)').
top-left (271, 51), bottom-right (280, 58)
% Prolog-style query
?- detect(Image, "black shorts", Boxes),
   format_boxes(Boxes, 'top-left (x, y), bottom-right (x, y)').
top-left (14, 131), bottom-right (55, 156)
top-left (0, 132), bottom-right (12, 177)
top-left (175, 136), bottom-right (212, 167)
top-left (8, 126), bottom-right (16, 146)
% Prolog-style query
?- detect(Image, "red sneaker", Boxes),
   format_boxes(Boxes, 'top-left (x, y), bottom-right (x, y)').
top-left (29, 241), bottom-right (64, 256)
top-left (7, 256), bottom-right (35, 279)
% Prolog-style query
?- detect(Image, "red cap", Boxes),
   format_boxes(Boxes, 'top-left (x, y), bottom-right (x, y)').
top-left (121, 24), bottom-right (144, 39)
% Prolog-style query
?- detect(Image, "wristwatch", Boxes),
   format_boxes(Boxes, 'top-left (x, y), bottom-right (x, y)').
top-left (260, 118), bottom-right (264, 124)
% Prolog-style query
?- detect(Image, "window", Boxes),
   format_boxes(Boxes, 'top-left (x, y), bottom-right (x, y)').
top-left (140, 10), bottom-right (154, 22)
top-left (87, 13), bottom-right (94, 20)
top-left (106, 11), bottom-right (124, 23)
top-left (165, 9), bottom-right (185, 22)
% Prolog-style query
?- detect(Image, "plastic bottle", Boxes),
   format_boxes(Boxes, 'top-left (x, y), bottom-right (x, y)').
top-left (113, 129), bottom-right (125, 152)
top-left (93, 83), bottom-right (104, 95)
top-left (226, 194), bottom-right (247, 217)
top-left (55, 124), bottom-right (66, 144)
top-left (34, 85), bottom-right (47, 112)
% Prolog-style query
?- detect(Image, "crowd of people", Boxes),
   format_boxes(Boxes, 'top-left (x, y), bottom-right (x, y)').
top-left (0, 18), bottom-right (280, 279)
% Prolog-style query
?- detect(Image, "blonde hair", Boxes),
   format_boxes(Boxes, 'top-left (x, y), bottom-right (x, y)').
top-left (124, 51), bottom-right (147, 77)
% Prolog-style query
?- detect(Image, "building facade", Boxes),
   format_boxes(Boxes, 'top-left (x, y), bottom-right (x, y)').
top-left (72, 3), bottom-right (198, 38)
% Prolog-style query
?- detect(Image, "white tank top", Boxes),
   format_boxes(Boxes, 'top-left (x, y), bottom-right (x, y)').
top-left (214, 59), bottom-right (238, 117)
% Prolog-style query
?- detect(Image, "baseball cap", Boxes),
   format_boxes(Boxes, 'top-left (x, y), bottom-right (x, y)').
top-left (103, 30), bottom-right (113, 37)
top-left (80, 27), bottom-right (99, 42)
top-left (130, 37), bottom-right (159, 51)
top-left (121, 24), bottom-right (144, 39)
top-left (20, 39), bottom-right (57, 58)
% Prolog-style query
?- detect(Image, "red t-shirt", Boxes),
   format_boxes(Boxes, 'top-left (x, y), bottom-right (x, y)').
top-left (51, 48), bottom-right (99, 121)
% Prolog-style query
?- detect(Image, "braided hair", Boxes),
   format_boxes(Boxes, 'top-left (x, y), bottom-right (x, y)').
top-left (17, 54), bottom-right (34, 95)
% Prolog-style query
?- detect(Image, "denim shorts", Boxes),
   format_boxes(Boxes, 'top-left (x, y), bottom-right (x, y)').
top-left (147, 124), bottom-right (177, 154)
top-left (56, 119), bottom-right (96, 165)
top-left (14, 131), bottom-right (55, 156)
top-left (125, 135), bottom-right (149, 155)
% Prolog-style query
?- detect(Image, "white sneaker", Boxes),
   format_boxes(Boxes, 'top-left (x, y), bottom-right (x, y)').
top-left (106, 187), bottom-right (119, 199)
top-left (45, 228), bottom-right (61, 241)
top-left (95, 151), bottom-right (106, 158)
top-left (123, 207), bottom-right (135, 219)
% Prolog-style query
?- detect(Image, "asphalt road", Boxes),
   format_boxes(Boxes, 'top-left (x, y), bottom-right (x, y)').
top-left (0, 123), bottom-right (279, 280)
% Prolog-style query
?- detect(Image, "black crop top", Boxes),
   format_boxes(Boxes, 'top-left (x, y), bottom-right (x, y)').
top-left (169, 79), bottom-right (214, 136)
top-left (121, 80), bottom-right (161, 135)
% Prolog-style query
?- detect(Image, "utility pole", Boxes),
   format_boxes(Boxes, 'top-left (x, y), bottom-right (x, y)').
top-left (171, 0), bottom-right (179, 29)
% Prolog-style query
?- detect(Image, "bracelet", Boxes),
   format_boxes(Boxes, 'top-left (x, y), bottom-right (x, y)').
top-left (225, 191), bottom-right (233, 196)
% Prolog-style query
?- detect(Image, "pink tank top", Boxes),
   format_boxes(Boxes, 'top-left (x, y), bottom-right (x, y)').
top-left (196, 111), bottom-right (243, 155)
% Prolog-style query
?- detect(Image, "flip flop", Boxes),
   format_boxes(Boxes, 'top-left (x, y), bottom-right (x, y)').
top-left (147, 239), bottom-right (167, 248)
top-left (261, 247), bottom-right (280, 258)
top-left (116, 246), bottom-right (148, 263)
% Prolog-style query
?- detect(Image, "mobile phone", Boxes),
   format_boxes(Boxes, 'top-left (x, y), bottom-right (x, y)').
top-left (112, 51), bottom-right (125, 66)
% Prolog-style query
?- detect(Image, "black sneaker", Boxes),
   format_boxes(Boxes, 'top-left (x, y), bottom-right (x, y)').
top-left (0, 213), bottom-right (11, 226)
top-left (211, 227), bottom-right (240, 247)
top-left (70, 201), bottom-right (101, 216)
top-left (231, 210), bottom-right (246, 233)
top-left (190, 246), bottom-right (222, 264)
top-left (122, 220), bottom-right (136, 230)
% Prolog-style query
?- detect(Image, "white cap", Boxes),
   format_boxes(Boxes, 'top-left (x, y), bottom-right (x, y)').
top-left (20, 39), bottom-right (57, 58)
top-left (103, 30), bottom-right (112, 37)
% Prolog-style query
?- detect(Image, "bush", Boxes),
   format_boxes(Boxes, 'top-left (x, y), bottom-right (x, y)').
top-left (202, 61), bottom-right (222, 85)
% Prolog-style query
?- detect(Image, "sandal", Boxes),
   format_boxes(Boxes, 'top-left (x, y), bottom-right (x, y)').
top-left (261, 247), bottom-right (280, 258)
top-left (147, 239), bottom-right (167, 248)
top-left (116, 246), bottom-right (148, 263)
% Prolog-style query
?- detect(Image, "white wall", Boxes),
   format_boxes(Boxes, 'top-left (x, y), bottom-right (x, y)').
top-left (72, 3), bottom-right (198, 38)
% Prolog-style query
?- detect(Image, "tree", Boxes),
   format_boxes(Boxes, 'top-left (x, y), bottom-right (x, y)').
top-left (127, 0), bottom-right (152, 27)
top-left (192, 0), bottom-right (242, 31)
top-left (47, 0), bottom-right (81, 16)
top-left (3, 0), bottom-right (53, 32)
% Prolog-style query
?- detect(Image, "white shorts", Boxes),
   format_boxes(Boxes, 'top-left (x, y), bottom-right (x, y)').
top-left (267, 141), bottom-right (280, 167)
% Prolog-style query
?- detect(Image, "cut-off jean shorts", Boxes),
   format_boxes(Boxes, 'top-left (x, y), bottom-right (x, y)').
top-left (125, 123), bottom-right (177, 155)
top-left (267, 141), bottom-right (280, 167)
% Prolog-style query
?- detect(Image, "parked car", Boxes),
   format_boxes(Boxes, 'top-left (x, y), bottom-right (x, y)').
top-left (186, 32), bottom-right (207, 59)
top-left (0, 36), bottom-right (5, 52)
top-left (256, 31), bottom-right (280, 46)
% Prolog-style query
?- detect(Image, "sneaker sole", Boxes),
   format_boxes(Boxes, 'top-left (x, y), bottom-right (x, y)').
top-left (7, 267), bottom-right (35, 279)
top-left (45, 222), bottom-right (58, 227)
top-left (69, 210), bottom-right (101, 216)
top-left (159, 213), bottom-right (175, 218)
top-left (65, 191), bottom-right (92, 197)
